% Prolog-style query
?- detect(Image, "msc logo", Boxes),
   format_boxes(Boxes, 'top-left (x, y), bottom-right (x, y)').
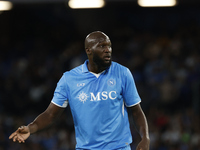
top-left (77, 92), bottom-right (89, 103)
top-left (90, 91), bottom-right (117, 101)
top-left (77, 91), bottom-right (117, 103)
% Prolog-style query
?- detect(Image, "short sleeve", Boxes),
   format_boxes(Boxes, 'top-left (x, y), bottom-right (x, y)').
top-left (51, 74), bottom-right (68, 108)
top-left (122, 68), bottom-right (141, 107)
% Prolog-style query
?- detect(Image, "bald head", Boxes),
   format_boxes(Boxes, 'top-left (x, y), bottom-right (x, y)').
top-left (85, 31), bottom-right (110, 50)
top-left (84, 31), bottom-right (112, 72)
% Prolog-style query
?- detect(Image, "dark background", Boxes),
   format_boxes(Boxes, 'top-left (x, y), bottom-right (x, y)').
top-left (0, 0), bottom-right (200, 149)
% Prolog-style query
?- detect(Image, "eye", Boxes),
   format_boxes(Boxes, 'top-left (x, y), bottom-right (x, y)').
top-left (99, 45), bottom-right (104, 48)
top-left (98, 44), bottom-right (111, 48)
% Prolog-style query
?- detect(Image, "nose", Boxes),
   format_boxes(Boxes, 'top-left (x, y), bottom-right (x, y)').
top-left (104, 46), bottom-right (112, 53)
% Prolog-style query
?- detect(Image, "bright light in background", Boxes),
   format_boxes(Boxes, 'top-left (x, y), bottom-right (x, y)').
top-left (138, 0), bottom-right (177, 7)
top-left (0, 1), bottom-right (13, 11)
top-left (68, 0), bottom-right (105, 9)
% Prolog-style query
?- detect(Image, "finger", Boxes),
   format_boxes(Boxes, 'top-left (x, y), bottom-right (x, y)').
top-left (19, 126), bottom-right (24, 129)
top-left (17, 134), bottom-right (25, 143)
top-left (9, 132), bottom-right (16, 139)
top-left (18, 126), bottom-right (23, 131)
top-left (13, 135), bottom-right (18, 142)
top-left (17, 138), bottom-right (24, 143)
top-left (14, 135), bottom-right (23, 143)
top-left (18, 126), bottom-right (26, 133)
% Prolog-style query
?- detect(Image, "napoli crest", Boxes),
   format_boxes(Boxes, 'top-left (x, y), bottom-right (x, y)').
top-left (107, 78), bottom-right (116, 87)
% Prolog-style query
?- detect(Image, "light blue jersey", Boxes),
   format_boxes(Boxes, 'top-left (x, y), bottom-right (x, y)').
top-left (52, 60), bottom-right (141, 149)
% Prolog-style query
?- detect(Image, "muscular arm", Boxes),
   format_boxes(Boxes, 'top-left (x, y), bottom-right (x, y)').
top-left (131, 104), bottom-right (150, 150)
top-left (9, 102), bottom-right (65, 143)
top-left (28, 102), bottom-right (65, 134)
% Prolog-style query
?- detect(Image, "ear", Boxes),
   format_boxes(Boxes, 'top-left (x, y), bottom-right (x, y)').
top-left (86, 48), bottom-right (92, 55)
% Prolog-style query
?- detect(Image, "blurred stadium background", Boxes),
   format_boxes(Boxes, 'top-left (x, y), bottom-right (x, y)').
top-left (0, 0), bottom-right (200, 149)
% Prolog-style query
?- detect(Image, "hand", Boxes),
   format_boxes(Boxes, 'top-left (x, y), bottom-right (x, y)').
top-left (9, 126), bottom-right (30, 143)
top-left (136, 137), bottom-right (150, 150)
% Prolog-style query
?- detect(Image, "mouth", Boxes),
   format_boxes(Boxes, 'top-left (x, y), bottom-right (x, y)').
top-left (104, 56), bottom-right (111, 61)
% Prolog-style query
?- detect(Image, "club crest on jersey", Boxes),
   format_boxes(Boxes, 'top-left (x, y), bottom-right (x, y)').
top-left (107, 79), bottom-right (116, 87)
top-left (77, 92), bottom-right (89, 103)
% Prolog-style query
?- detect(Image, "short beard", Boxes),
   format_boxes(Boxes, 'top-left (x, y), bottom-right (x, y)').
top-left (93, 54), bottom-right (111, 68)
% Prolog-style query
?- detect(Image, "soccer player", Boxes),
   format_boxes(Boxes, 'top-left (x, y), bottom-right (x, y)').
top-left (9, 31), bottom-right (150, 150)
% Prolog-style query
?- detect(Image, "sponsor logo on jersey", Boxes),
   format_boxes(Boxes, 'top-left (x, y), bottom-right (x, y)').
top-left (77, 92), bottom-right (89, 103)
top-left (77, 91), bottom-right (117, 103)
top-left (90, 91), bottom-right (117, 101)
top-left (77, 83), bottom-right (85, 87)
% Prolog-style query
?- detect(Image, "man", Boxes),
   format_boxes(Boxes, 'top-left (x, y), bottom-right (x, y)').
top-left (9, 31), bottom-right (150, 150)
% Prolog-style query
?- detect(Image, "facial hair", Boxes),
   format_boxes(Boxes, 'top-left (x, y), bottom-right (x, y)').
top-left (93, 53), bottom-right (111, 68)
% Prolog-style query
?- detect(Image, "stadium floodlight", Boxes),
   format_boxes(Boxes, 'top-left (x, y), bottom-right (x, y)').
top-left (138, 0), bottom-right (177, 7)
top-left (0, 1), bottom-right (13, 11)
top-left (68, 0), bottom-right (105, 9)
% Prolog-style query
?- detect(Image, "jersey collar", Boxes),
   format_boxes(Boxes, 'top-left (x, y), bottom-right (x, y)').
top-left (82, 60), bottom-right (90, 73)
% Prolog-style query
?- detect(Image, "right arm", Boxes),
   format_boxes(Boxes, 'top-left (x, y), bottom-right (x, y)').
top-left (9, 102), bottom-right (65, 143)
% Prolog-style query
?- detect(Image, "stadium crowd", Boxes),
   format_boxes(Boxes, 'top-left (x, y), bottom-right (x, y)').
top-left (0, 4), bottom-right (200, 150)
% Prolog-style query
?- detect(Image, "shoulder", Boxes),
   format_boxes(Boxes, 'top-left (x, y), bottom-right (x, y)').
top-left (110, 62), bottom-right (133, 80)
top-left (111, 61), bottom-right (129, 72)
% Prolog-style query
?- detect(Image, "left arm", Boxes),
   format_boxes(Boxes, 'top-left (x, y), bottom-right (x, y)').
top-left (131, 104), bottom-right (150, 150)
